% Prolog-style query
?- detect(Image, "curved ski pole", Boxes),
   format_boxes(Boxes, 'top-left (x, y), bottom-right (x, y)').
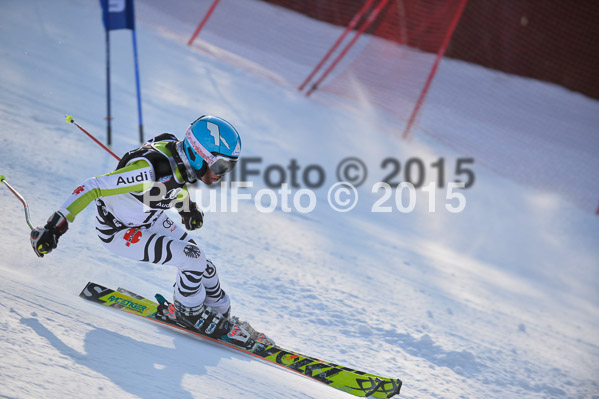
top-left (0, 175), bottom-right (35, 231)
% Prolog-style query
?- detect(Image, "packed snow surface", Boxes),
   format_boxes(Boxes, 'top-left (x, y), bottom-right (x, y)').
top-left (0, 1), bottom-right (597, 398)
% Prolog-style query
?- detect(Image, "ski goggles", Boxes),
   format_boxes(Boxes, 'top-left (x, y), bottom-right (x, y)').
top-left (209, 154), bottom-right (238, 176)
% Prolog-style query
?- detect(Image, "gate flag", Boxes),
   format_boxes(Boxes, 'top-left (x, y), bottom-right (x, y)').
top-left (99, 0), bottom-right (144, 145)
top-left (100, 0), bottom-right (135, 31)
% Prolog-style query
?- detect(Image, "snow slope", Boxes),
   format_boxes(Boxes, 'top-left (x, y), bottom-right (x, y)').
top-left (1, 0), bottom-right (598, 398)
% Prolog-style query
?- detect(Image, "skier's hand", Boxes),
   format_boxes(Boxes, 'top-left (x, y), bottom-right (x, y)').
top-left (179, 201), bottom-right (203, 231)
top-left (30, 211), bottom-right (68, 257)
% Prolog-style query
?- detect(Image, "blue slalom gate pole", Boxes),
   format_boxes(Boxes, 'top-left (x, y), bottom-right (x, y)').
top-left (105, 29), bottom-right (112, 146)
top-left (132, 29), bottom-right (143, 144)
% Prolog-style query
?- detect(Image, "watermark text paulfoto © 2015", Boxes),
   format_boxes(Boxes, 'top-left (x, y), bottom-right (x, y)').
top-left (227, 156), bottom-right (475, 190)
top-left (144, 156), bottom-right (475, 214)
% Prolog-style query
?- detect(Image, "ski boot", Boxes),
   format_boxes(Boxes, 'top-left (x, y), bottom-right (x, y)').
top-left (175, 300), bottom-right (231, 336)
top-left (155, 295), bottom-right (231, 337)
top-left (155, 295), bottom-right (275, 349)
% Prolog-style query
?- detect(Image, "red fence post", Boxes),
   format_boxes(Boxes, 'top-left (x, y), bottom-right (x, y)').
top-left (306, 0), bottom-right (390, 97)
top-left (188, 0), bottom-right (220, 46)
top-left (402, 0), bottom-right (469, 139)
top-left (298, 0), bottom-right (377, 92)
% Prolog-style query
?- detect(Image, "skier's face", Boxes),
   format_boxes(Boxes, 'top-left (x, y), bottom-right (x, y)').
top-left (200, 168), bottom-right (222, 185)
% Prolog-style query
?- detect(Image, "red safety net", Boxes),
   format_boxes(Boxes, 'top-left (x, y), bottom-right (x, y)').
top-left (299, 0), bottom-right (468, 136)
top-left (447, 1), bottom-right (599, 101)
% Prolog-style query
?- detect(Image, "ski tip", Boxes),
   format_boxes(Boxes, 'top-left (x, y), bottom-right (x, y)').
top-left (65, 115), bottom-right (74, 123)
top-left (0, 175), bottom-right (5, 184)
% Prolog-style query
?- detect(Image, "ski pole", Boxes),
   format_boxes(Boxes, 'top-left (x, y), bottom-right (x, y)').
top-left (65, 115), bottom-right (121, 161)
top-left (0, 175), bottom-right (35, 231)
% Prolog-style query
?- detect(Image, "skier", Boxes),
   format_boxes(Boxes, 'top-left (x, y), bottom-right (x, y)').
top-left (30, 115), bottom-right (271, 346)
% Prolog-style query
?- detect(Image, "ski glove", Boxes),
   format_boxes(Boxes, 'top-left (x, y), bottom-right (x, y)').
top-left (179, 201), bottom-right (204, 231)
top-left (30, 211), bottom-right (68, 258)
